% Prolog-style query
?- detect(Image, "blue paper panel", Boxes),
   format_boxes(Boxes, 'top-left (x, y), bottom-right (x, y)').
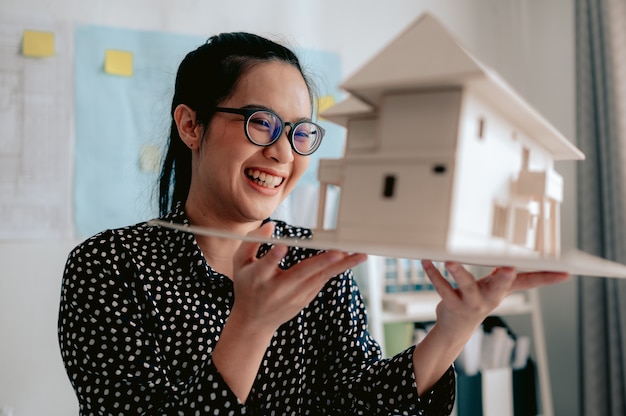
top-left (74, 25), bottom-right (343, 238)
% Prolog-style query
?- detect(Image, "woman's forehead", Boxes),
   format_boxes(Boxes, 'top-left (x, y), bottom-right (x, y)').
top-left (228, 61), bottom-right (312, 115)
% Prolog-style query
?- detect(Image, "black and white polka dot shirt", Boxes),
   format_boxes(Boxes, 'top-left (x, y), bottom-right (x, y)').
top-left (58, 205), bottom-right (455, 415)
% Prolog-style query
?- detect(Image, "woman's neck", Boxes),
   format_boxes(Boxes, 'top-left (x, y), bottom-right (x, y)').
top-left (184, 201), bottom-right (264, 278)
top-left (196, 236), bottom-right (240, 277)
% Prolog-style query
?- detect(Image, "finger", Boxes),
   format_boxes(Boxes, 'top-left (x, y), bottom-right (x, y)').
top-left (511, 271), bottom-right (570, 292)
top-left (288, 250), bottom-right (367, 285)
top-left (295, 251), bottom-right (368, 302)
top-left (315, 252), bottom-right (368, 281)
top-left (301, 250), bottom-right (367, 278)
top-left (445, 262), bottom-right (479, 294)
top-left (479, 267), bottom-right (517, 305)
top-left (422, 260), bottom-right (456, 300)
top-left (255, 242), bottom-right (289, 270)
top-left (233, 221), bottom-right (276, 268)
top-left (256, 251), bottom-right (364, 310)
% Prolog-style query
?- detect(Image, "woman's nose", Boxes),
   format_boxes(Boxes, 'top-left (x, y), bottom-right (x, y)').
top-left (263, 128), bottom-right (295, 163)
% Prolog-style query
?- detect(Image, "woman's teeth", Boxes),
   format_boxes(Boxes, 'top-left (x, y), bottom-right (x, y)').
top-left (246, 169), bottom-right (283, 188)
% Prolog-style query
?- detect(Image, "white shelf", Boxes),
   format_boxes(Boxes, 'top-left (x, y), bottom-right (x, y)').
top-left (380, 291), bottom-right (533, 323)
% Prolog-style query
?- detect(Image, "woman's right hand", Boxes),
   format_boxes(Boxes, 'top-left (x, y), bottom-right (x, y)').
top-left (229, 221), bottom-right (367, 336)
top-left (212, 222), bottom-right (366, 402)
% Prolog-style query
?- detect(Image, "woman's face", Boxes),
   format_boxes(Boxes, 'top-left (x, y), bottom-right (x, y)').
top-left (188, 60), bottom-right (312, 227)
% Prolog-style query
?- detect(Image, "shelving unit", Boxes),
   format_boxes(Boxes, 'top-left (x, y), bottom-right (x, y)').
top-left (360, 255), bottom-right (553, 416)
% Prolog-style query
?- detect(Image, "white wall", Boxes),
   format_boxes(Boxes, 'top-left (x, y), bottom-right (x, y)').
top-left (0, 1), bottom-right (578, 415)
top-left (0, 240), bottom-right (79, 416)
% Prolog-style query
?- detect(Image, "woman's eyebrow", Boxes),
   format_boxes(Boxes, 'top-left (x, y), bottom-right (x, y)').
top-left (240, 103), bottom-right (268, 110)
top-left (241, 103), bottom-right (313, 123)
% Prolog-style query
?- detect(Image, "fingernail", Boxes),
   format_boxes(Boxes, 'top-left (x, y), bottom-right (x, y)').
top-left (327, 251), bottom-right (345, 262)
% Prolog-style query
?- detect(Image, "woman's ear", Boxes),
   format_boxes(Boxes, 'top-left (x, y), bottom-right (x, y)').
top-left (173, 104), bottom-right (203, 150)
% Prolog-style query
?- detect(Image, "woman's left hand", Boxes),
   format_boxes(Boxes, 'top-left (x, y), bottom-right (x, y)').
top-left (411, 261), bottom-right (568, 394)
top-left (422, 260), bottom-right (570, 341)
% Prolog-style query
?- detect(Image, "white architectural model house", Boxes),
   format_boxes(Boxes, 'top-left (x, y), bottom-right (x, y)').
top-left (315, 12), bottom-right (583, 259)
top-left (151, 13), bottom-right (626, 278)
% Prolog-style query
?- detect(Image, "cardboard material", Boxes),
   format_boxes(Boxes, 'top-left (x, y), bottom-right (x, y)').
top-left (315, 13), bottom-right (583, 261)
top-left (147, 220), bottom-right (626, 279)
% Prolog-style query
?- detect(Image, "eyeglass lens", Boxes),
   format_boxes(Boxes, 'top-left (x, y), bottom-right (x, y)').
top-left (246, 110), bottom-right (322, 155)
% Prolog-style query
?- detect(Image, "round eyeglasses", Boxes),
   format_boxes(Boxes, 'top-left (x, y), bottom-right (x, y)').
top-left (214, 107), bottom-right (325, 156)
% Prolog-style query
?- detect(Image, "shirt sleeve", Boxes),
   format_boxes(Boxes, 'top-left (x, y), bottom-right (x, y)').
top-left (315, 271), bottom-right (456, 415)
top-left (57, 232), bottom-right (248, 416)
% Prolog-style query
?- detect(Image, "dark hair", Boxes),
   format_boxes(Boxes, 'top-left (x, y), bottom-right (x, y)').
top-left (158, 32), bottom-right (317, 216)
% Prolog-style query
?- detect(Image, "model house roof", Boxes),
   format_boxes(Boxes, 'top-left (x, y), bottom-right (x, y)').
top-left (325, 13), bottom-right (584, 161)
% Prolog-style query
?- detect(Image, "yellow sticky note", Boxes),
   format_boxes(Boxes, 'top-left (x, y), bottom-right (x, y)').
top-left (22, 30), bottom-right (55, 57)
top-left (104, 49), bottom-right (133, 77)
top-left (317, 95), bottom-right (335, 119)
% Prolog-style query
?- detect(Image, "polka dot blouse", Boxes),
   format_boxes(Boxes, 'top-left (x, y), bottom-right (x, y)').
top-left (58, 204), bottom-right (455, 415)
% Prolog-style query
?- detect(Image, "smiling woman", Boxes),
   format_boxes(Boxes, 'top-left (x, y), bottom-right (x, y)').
top-left (56, 30), bottom-right (569, 416)
top-left (57, 32), bottom-right (456, 415)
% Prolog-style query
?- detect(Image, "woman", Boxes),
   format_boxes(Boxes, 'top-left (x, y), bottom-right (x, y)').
top-left (58, 32), bottom-right (568, 415)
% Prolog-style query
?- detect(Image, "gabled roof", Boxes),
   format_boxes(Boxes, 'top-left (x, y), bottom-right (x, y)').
top-left (332, 12), bottom-right (584, 161)
top-left (342, 13), bottom-right (485, 102)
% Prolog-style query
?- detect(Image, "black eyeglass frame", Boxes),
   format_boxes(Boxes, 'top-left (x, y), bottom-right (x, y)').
top-left (214, 106), bottom-right (325, 156)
